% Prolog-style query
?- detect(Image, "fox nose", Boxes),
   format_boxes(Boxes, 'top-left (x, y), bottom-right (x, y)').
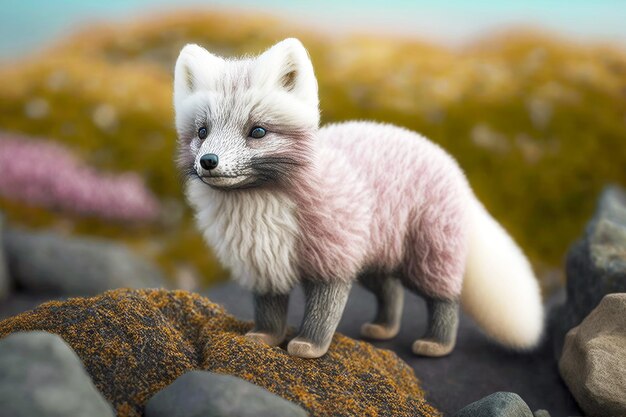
top-left (200, 154), bottom-right (219, 170)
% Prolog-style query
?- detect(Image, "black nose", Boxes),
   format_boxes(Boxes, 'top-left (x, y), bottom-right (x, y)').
top-left (200, 154), bottom-right (219, 170)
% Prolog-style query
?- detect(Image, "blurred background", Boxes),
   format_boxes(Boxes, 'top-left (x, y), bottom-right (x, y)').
top-left (0, 0), bottom-right (625, 297)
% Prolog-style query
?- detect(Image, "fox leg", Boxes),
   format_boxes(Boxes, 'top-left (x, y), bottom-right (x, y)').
top-left (287, 280), bottom-right (351, 359)
top-left (411, 296), bottom-right (459, 357)
top-left (245, 292), bottom-right (289, 346)
top-left (359, 275), bottom-right (404, 340)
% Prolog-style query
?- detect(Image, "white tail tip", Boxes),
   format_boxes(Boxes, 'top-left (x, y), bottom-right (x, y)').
top-left (462, 199), bottom-right (544, 350)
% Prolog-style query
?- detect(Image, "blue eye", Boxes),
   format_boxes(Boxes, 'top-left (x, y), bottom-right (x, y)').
top-left (250, 127), bottom-right (266, 139)
top-left (198, 127), bottom-right (208, 139)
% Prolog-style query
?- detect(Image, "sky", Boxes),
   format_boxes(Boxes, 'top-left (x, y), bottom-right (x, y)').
top-left (1, 0), bottom-right (625, 58)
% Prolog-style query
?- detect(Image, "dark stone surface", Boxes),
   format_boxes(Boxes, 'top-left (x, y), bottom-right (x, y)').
top-left (145, 370), bottom-right (308, 417)
top-left (205, 282), bottom-right (582, 417)
top-left (559, 293), bottom-right (626, 417)
top-left (0, 331), bottom-right (115, 417)
top-left (453, 392), bottom-right (533, 417)
top-left (549, 185), bottom-right (626, 358)
top-left (0, 294), bottom-right (63, 320)
top-left (0, 284), bottom-right (581, 416)
top-left (4, 228), bottom-right (167, 296)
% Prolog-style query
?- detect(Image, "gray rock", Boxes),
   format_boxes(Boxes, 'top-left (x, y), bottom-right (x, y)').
top-left (145, 370), bottom-right (308, 417)
top-left (4, 228), bottom-right (167, 295)
top-left (453, 392), bottom-right (533, 417)
top-left (0, 213), bottom-right (10, 299)
top-left (532, 410), bottom-right (551, 417)
top-left (549, 185), bottom-right (626, 357)
top-left (0, 331), bottom-right (114, 417)
top-left (559, 293), bottom-right (626, 417)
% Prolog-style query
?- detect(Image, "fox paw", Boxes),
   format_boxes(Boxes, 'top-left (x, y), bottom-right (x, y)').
top-left (360, 322), bottom-right (400, 340)
top-left (411, 338), bottom-right (455, 357)
top-left (245, 331), bottom-right (285, 347)
top-left (287, 337), bottom-right (328, 359)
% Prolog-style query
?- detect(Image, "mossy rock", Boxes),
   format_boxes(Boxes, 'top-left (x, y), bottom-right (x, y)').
top-left (0, 289), bottom-right (439, 417)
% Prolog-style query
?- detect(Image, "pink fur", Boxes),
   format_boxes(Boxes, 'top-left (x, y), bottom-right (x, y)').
top-left (289, 147), bottom-right (373, 284)
top-left (288, 121), bottom-right (471, 300)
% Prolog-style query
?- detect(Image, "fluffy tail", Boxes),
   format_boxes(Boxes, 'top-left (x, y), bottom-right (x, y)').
top-left (461, 197), bottom-right (544, 350)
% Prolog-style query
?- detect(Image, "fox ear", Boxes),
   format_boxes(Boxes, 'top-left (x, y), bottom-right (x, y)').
top-left (174, 44), bottom-right (224, 105)
top-left (255, 38), bottom-right (318, 108)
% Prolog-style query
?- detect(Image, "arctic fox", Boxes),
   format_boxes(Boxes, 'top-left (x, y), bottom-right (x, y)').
top-left (174, 38), bottom-right (544, 359)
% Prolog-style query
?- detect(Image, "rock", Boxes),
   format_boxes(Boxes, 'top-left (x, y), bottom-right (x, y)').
top-left (0, 213), bottom-right (10, 299)
top-left (0, 289), bottom-right (439, 417)
top-left (532, 410), bottom-right (551, 417)
top-left (3, 228), bottom-right (166, 295)
top-left (0, 331), bottom-right (115, 417)
top-left (453, 392), bottom-right (533, 417)
top-left (559, 293), bottom-right (626, 417)
top-left (549, 185), bottom-right (626, 357)
top-left (145, 370), bottom-right (308, 417)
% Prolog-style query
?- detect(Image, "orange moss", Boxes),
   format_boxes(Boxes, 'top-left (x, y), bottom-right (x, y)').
top-left (0, 289), bottom-right (439, 417)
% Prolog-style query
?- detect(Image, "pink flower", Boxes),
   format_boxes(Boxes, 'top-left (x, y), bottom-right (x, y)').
top-left (0, 133), bottom-right (160, 223)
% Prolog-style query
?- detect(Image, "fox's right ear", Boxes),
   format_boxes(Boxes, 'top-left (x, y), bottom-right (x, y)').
top-left (255, 38), bottom-right (318, 110)
top-left (174, 44), bottom-right (224, 106)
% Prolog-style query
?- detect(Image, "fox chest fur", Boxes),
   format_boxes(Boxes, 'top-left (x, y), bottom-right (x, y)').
top-left (186, 155), bottom-right (375, 294)
top-left (186, 180), bottom-right (302, 293)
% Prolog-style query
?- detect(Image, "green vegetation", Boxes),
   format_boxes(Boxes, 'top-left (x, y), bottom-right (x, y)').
top-left (1, 11), bottom-right (625, 290)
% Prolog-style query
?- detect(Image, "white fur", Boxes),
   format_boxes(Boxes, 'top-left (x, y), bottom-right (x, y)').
top-left (248, 38), bottom-right (320, 130)
top-left (174, 43), bottom-right (225, 127)
top-left (174, 39), bottom-right (319, 138)
top-left (186, 180), bottom-right (301, 294)
top-left (254, 38), bottom-right (319, 112)
top-left (173, 39), bottom-right (320, 186)
top-left (462, 197), bottom-right (544, 349)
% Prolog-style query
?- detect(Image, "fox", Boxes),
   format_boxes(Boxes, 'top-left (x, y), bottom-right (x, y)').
top-left (173, 38), bottom-right (544, 359)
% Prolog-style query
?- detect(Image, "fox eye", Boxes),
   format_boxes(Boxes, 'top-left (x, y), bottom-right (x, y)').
top-left (249, 127), bottom-right (266, 139)
top-left (198, 127), bottom-right (208, 140)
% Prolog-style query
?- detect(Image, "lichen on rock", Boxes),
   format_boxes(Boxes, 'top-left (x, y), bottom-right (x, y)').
top-left (0, 288), bottom-right (440, 417)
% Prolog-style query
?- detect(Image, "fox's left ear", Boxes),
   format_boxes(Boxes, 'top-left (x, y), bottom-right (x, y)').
top-left (255, 38), bottom-right (319, 109)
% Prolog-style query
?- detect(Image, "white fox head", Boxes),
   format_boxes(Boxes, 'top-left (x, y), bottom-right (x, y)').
top-left (174, 38), bottom-right (319, 190)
